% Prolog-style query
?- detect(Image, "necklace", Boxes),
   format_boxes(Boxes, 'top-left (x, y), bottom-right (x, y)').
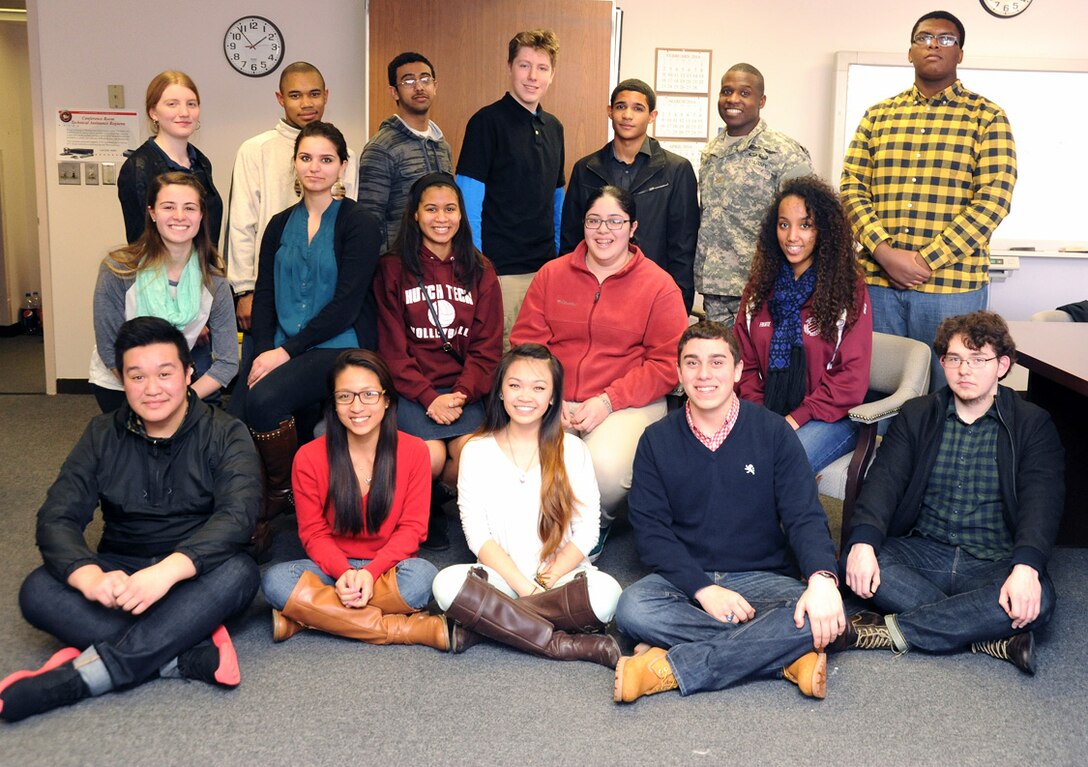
top-left (504, 428), bottom-right (538, 483)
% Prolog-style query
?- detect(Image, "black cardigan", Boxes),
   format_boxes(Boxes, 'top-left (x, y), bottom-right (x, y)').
top-left (251, 199), bottom-right (382, 356)
top-left (117, 139), bottom-right (223, 245)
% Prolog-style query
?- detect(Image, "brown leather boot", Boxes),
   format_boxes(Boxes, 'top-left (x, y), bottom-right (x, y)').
top-left (519, 572), bottom-right (605, 633)
top-left (279, 571), bottom-right (449, 650)
top-left (444, 569), bottom-right (620, 667)
top-left (250, 417), bottom-right (298, 552)
top-left (367, 568), bottom-right (414, 615)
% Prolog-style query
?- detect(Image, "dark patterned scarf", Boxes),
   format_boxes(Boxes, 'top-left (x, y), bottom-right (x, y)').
top-left (764, 261), bottom-right (815, 416)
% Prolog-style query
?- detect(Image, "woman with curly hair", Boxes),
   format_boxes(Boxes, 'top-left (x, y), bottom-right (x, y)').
top-left (734, 175), bottom-right (872, 472)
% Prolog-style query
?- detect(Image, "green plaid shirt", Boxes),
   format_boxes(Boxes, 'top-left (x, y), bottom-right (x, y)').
top-left (914, 398), bottom-right (1011, 560)
top-left (841, 80), bottom-right (1016, 294)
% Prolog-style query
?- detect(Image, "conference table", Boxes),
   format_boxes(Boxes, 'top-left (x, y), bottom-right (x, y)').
top-left (1007, 321), bottom-right (1088, 546)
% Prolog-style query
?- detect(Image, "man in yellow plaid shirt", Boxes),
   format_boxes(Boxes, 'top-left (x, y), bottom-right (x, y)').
top-left (840, 9), bottom-right (1016, 390)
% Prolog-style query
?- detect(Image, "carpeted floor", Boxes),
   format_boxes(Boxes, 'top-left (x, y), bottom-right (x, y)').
top-left (0, 334), bottom-right (46, 393)
top-left (1, 394), bottom-right (1085, 765)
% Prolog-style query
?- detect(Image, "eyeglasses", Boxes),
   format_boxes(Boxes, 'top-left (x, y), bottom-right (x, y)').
top-left (939, 355), bottom-right (996, 369)
top-left (398, 74), bottom-right (435, 88)
top-left (584, 215), bottom-right (631, 230)
top-left (912, 32), bottom-right (959, 47)
top-left (333, 389), bottom-right (385, 406)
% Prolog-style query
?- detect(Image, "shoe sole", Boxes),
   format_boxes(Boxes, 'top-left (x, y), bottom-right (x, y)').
top-left (612, 645), bottom-right (651, 703)
top-left (210, 625), bottom-right (241, 687)
top-left (0, 647), bottom-right (81, 716)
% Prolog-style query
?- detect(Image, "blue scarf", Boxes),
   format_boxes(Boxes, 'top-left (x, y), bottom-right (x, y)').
top-left (764, 262), bottom-right (815, 416)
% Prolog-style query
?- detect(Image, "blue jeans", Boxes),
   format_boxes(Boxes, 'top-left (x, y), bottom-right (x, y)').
top-left (795, 417), bottom-right (858, 474)
top-left (261, 557), bottom-right (438, 612)
top-left (19, 552), bottom-right (259, 691)
top-left (871, 535), bottom-right (1056, 653)
top-left (397, 389), bottom-right (485, 442)
top-left (615, 571), bottom-right (816, 695)
top-left (868, 284), bottom-right (988, 393)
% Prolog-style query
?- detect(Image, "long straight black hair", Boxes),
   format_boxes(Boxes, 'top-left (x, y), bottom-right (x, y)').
top-left (323, 349), bottom-right (399, 536)
top-left (390, 172), bottom-right (484, 286)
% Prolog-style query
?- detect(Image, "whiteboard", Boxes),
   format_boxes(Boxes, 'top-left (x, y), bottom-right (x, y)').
top-left (832, 52), bottom-right (1088, 250)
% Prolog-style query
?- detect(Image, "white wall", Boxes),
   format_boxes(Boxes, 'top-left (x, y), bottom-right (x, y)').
top-left (29, 0), bottom-right (367, 387)
top-left (29, 0), bottom-right (1088, 388)
top-left (615, 0), bottom-right (1088, 179)
top-left (0, 19), bottom-right (40, 325)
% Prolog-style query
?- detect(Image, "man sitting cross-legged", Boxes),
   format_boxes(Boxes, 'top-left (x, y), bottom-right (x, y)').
top-left (613, 320), bottom-right (848, 702)
top-left (843, 311), bottom-right (1063, 674)
top-left (0, 317), bottom-right (261, 722)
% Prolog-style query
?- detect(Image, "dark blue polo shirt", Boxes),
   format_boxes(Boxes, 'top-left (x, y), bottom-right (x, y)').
top-left (456, 93), bottom-right (565, 275)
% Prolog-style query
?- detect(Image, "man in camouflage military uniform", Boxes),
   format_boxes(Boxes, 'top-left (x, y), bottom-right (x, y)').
top-left (695, 63), bottom-right (812, 325)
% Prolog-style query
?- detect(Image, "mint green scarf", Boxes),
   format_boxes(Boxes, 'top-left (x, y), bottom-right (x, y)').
top-left (135, 251), bottom-right (202, 330)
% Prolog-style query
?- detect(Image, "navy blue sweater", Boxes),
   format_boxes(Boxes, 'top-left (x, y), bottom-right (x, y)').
top-left (628, 401), bottom-right (838, 598)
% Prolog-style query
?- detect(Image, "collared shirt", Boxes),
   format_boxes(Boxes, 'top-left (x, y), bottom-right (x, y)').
top-left (605, 138), bottom-right (652, 192)
top-left (914, 397), bottom-right (1011, 560)
top-left (841, 80), bottom-right (1017, 294)
top-left (456, 93), bottom-right (565, 274)
top-left (685, 394), bottom-right (740, 451)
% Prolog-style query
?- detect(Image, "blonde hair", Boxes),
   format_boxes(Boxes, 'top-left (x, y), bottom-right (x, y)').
top-left (507, 29), bottom-right (559, 67)
top-left (145, 71), bottom-right (200, 134)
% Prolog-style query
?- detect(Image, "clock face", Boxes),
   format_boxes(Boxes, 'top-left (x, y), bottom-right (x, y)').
top-left (980, 0), bottom-right (1033, 18)
top-left (224, 16), bottom-right (285, 77)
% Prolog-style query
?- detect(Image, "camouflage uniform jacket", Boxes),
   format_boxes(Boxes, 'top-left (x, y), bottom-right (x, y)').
top-left (694, 120), bottom-right (812, 298)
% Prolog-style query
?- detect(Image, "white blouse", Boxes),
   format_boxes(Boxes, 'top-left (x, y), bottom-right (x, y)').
top-left (457, 431), bottom-right (601, 579)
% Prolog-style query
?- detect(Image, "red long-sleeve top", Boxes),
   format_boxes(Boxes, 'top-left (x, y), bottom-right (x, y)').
top-left (509, 242), bottom-right (687, 410)
top-left (292, 432), bottom-right (431, 580)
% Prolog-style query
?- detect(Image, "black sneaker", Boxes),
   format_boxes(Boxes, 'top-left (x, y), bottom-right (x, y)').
top-left (0, 663), bottom-right (89, 722)
top-left (176, 625), bottom-right (241, 687)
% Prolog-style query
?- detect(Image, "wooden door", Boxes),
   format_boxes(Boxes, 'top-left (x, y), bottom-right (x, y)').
top-left (368, 0), bottom-right (614, 184)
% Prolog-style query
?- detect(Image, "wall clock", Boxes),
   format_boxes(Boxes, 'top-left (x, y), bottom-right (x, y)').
top-left (980, 0), bottom-right (1033, 18)
top-left (224, 15), bottom-right (285, 77)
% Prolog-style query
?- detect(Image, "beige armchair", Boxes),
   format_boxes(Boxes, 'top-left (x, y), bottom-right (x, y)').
top-left (817, 332), bottom-right (932, 551)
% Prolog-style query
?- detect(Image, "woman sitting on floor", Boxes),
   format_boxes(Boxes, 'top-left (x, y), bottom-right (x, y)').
top-left (734, 175), bottom-right (872, 473)
top-left (261, 349), bottom-right (461, 652)
top-left (432, 344), bottom-right (623, 667)
top-left (373, 172), bottom-right (503, 551)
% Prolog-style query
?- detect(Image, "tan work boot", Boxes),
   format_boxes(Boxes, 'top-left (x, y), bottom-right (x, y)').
top-left (783, 651), bottom-right (827, 699)
top-left (613, 647), bottom-right (679, 703)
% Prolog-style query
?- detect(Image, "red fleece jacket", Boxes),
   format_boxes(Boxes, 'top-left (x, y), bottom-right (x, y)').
top-left (510, 242), bottom-right (687, 410)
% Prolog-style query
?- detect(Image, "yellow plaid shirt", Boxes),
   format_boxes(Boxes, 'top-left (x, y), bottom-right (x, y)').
top-left (840, 80), bottom-right (1016, 294)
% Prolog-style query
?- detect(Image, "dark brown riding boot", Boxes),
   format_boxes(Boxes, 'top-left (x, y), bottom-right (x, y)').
top-left (444, 569), bottom-right (619, 667)
top-left (250, 417), bottom-right (298, 552)
top-left (519, 571), bottom-right (606, 633)
top-left (278, 571), bottom-right (449, 650)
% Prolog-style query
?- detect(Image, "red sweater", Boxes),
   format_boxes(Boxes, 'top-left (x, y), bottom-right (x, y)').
top-left (373, 248), bottom-right (503, 409)
top-left (510, 242), bottom-right (687, 410)
top-left (292, 432), bottom-right (431, 580)
top-left (735, 277), bottom-right (872, 426)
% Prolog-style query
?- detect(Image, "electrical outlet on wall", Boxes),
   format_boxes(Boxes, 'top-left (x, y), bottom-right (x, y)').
top-left (108, 85), bottom-right (124, 109)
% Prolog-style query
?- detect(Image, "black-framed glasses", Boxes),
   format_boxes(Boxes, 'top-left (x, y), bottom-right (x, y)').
top-left (939, 355), bottom-right (996, 370)
top-left (912, 32), bottom-right (959, 47)
top-left (398, 74), bottom-right (435, 88)
top-left (584, 215), bottom-right (631, 230)
top-left (333, 389), bottom-right (385, 406)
